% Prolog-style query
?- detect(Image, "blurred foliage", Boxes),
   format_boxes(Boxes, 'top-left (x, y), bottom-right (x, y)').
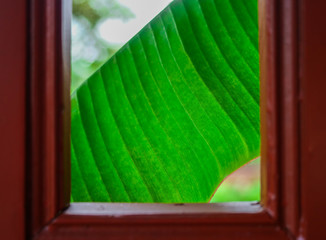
top-left (210, 180), bottom-right (260, 202)
top-left (71, 0), bottom-right (134, 92)
top-left (210, 159), bottom-right (260, 202)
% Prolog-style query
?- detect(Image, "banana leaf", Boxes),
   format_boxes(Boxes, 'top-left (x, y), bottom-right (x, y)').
top-left (71, 0), bottom-right (260, 203)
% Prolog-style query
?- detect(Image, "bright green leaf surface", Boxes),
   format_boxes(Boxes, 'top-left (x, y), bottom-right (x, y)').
top-left (71, 0), bottom-right (259, 203)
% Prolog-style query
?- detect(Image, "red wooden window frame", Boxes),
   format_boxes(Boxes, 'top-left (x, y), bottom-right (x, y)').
top-left (1, 0), bottom-right (326, 239)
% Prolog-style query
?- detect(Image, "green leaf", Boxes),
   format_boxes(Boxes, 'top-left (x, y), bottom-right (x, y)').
top-left (71, 0), bottom-right (260, 203)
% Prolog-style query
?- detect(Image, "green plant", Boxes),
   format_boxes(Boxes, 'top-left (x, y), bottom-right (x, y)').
top-left (71, 0), bottom-right (259, 203)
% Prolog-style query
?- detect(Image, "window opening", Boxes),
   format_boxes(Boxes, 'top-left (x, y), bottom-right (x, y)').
top-left (71, 0), bottom-right (260, 203)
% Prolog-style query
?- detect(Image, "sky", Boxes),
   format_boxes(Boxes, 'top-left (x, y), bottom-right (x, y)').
top-left (99, 0), bottom-right (173, 44)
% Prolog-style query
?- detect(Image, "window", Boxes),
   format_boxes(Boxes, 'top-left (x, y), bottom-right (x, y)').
top-left (71, 0), bottom-right (261, 204)
top-left (1, 0), bottom-right (326, 239)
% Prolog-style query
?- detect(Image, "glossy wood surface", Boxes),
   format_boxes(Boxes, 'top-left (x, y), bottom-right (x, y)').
top-left (1, 0), bottom-right (325, 239)
top-left (27, 0), bottom-right (71, 236)
top-left (260, 0), bottom-right (301, 235)
top-left (32, 0), bottom-right (301, 239)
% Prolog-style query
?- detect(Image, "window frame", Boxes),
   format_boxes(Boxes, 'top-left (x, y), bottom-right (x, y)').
top-left (1, 0), bottom-right (325, 239)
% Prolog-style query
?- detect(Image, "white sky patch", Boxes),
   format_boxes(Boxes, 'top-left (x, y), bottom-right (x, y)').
top-left (99, 0), bottom-right (173, 44)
